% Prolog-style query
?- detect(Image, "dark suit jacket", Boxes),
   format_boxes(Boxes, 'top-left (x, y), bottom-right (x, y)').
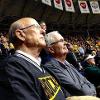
top-left (0, 53), bottom-right (66, 100)
top-left (44, 58), bottom-right (96, 96)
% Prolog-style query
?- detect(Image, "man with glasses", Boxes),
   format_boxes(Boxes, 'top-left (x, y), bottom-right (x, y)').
top-left (0, 18), bottom-right (67, 100)
top-left (44, 31), bottom-right (96, 96)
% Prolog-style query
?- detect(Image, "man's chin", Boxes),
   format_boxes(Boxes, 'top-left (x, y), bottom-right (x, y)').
top-left (40, 43), bottom-right (46, 48)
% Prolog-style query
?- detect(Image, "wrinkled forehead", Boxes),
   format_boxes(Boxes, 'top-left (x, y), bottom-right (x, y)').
top-left (22, 18), bottom-right (39, 27)
top-left (15, 18), bottom-right (39, 28)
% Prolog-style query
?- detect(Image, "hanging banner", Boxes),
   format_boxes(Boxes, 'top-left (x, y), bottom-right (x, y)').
top-left (53, 0), bottom-right (63, 10)
top-left (41, 0), bottom-right (52, 6)
top-left (78, 1), bottom-right (90, 13)
top-left (90, 1), bottom-right (100, 14)
top-left (64, 0), bottom-right (75, 12)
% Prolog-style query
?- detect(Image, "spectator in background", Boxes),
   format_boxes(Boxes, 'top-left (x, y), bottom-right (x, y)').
top-left (0, 18), bottom-right (67, 100)
top-left (78, 44), bottom-right (85, 57)
top-left (95, 46), bottom-right (100, 68)
top-left (9, 42), bottom-right (15, 55)
top-left (85, 44), bottom-right (94, 55)
top-left (82, 54), bottom-right (100, 87)
top-left (0, 35), bottom-right (9, 58)
top-left (44, 31), bottom-right (96, 96)
top-left (0, 34), bottom-right (15, 59)
top-left (66, 42), bottom-right (83, 71)
top-left (39, 21), bottom-right (47, 34)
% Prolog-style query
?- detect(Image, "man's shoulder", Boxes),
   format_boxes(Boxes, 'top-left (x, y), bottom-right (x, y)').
top-left (44, 58), bottom-right (59, 68)
top-left (0, 55), bottom-right (23, 66)
top-left (44, 58), bottom-right (66, 75)
top-left (0, 54), bottom-right (33, 72)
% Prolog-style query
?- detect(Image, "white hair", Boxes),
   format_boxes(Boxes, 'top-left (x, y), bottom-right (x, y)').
top-left (45, 31), bottom-right (61, 46)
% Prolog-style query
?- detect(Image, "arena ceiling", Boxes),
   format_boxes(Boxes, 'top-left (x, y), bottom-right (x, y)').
top-left (0, 0), bottom-right (100, 33)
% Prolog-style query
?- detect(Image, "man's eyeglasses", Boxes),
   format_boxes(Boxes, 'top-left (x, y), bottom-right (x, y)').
top-left (50, 39), bottom-right (64, 45)
top-left (19, 24), bottom-right (41, 30)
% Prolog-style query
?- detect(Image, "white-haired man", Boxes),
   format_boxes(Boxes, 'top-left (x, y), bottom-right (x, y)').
top-left (44, 31), bottom-right (96, 96)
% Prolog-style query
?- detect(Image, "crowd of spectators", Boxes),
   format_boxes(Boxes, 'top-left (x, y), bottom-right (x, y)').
top-left (0, 19), bottom-right (100, 99)
top-left (64, 32), bottom-right (100, 97)
top-left (64, 32), bottom-right (100, 63)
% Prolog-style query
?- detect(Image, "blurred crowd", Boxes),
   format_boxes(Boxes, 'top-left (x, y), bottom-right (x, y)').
top-left (64, 32), bottom-right (100, 67)
top-left (0, 34), bottom-right (15, 60)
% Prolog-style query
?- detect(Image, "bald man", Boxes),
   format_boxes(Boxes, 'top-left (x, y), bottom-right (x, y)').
top-left (0, 18), bottom-right (66, 100)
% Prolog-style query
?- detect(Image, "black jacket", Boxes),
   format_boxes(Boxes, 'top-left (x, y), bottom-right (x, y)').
top-left (0, 53), bottom-right (66, 100)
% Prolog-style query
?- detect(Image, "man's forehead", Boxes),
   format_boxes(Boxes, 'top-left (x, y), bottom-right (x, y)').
top-left (24, 19), bottom-right (39, 26)
top-left (16, 18), bottom-right (38, 27)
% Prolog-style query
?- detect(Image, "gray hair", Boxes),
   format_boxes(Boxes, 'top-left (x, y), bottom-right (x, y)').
top-left (9, 20), bottom-right (22, 43)
top-left (45, 31), bottom-right (60, 46)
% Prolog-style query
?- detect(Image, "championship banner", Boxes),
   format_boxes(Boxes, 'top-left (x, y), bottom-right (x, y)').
top-left (53, 0), bottom-right (63, 10)
top-left (41, 0), bottom-right (52, 6)
top-left (64, 0), bottom-right (75, 12)
top-left (78, 1), bottom-right (90, 13)
top-left (90, 1), bottom-right (100, 14)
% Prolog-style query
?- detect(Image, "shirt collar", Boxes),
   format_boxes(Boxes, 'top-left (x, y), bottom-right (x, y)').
top-left (54, 58), bottom-right (70, 66)
top-left (16, 50), bottom-right (41, 66)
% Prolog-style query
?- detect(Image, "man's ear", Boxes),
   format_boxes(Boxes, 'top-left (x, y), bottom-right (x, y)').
top-left (48, 46), bottom-right (55, 54)
top-left (15, 29), bottom-right (26, 41)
